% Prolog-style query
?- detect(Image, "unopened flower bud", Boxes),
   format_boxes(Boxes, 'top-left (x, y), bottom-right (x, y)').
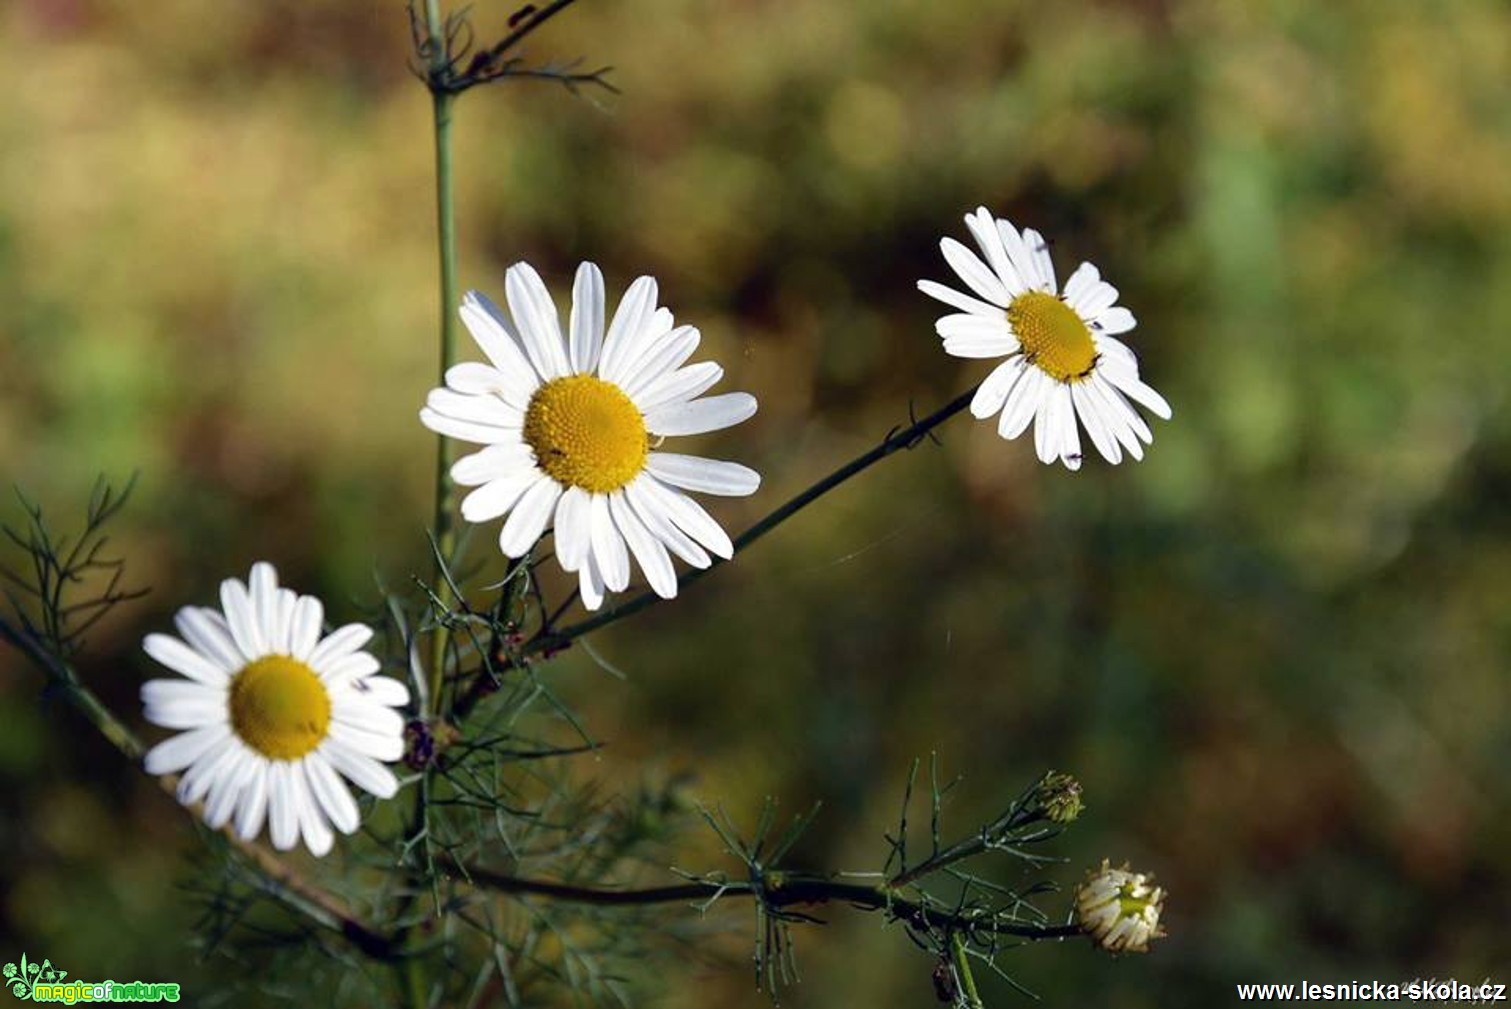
top-left (1035, 770), bottom-right (1083, 824)
top-left (1075, 859), bottom-right (1166, 954)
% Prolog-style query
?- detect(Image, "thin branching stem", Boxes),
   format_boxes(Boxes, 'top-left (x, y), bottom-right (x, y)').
top-left (455, 863), bottom-right (1080, 941)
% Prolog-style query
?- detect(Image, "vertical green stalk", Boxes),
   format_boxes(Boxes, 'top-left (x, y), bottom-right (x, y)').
top-left (949, 932), bottom-right (985, 1009)
top-left (426, 0), bottom-right (459, 717)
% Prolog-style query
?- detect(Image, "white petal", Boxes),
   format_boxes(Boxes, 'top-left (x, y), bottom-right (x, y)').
top-left (419, 407), bottom-right (518, 446)
top-left (568, 261), bottom-right (606, 374)
top-left (964, 207), bottom-right (1026, 297)
top-left (459, 290), bottom-right (539, 385)
top-left (939, 315), bottom-right (1018, 359)
top-left (941, 237), bottom-right (1010, 305)
top-left (645, 453), bottom-right (761, 496)
top-left (322, 736), bottom-right (402, 795)
top-left (1062, 263), bottom-right (1101, 307)
top-left (1033, 385), bottom-right (1059, 463)
top-left (598, 276), bottom-right (658, 382)
top-left (625, 476), bottom-right (712, 569)
top-left (637, 478), bottom-right (734, 559)
top-left (267, 762), bottom-right (300, 851)
top-left (999, 365), bottom-right (1046, 440)
top-left (971, 358), bottom-right (1028, 420)
top-left (633, 361), bottom-right (723, 413)
top-left (143, 633), bottom-right (232, 686)
top-left (916, 279), bottom-right (1002, 318)
top-left (1089, 373), bottom-right (1149, 456)
top-left (289, 595), bottom-right (324, 661)
top-left (610, 493), bottom-right (677, 599)
top-left (1071, 280), bottom-right (1119, 317)
top-left (451, 442), bottom-right (534, 488)
top-left (204, 749), bottom-right (256, 829)
top-left (446, 360), bottom-right (536, 413)
top-left (308, 623), bottom-right (375, 670)
top-left (1020, 228), bottom-right (1057, 293)
top-left (498, 478), bottom-right (561, 557)
top-left (505, 262), bottom-right (570, 380)
top-left (321, 651), bottom-right (381, 685)
top-left (1091, 306), bottom-right (1136, 335)
top-left (219, 578), bottom-right (264, 659)
top-left (425, 388), bottom-right (522, 429)
top-left (177, 733), bottom-right (239, 805)
top-left (644, 393), bottom-right (757, 437)
top-left (143, 722), bottom-right (230, 775)
top-left (1072, 382), bottom-right (1122, 465)
top-left (304, 754), bottom-right (361, 835)
top-left (248, 563), bottom-right (279, 641)
top-left (333, 697), bottom-right (406, 739)
top-left (1103, 368), bottom-right (1173, 420)
top-left (620, 326), bottom-right (701, 400)
top-left (578, 553), bottom-right (606, 611)
top-left (141, 678), bottom-right (224, 708)
top-left (589, 494), bottom-right (631, 592)
top-left (344, 675), bottom-right (410, 708)
top-left (997, 219), bottom-right (1046, 293)
top-left (553, 486), bottom-right (593, 572)
top-left (460, 468), bottom-right (542, 524)
top-left (270, 589), bottom-right (297, 654)
top-left (1095, 334), bottom-right (1140, 373)
top-left (143, 693), bottom-right (227, 730)
top-left (173, 607), bottom-right (242, 677)
top-left (290, 762), bottom-right (333, 857)
top-left (330, 721), bottom-right (404, 762)
top-left (1052, 384), bottom-right (1082, 469)
top-left (234, 762), bottom-right (270, 841)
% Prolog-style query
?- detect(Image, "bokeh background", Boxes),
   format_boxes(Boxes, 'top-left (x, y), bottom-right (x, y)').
top-left (2, 0), bottom-right (1509, 1005)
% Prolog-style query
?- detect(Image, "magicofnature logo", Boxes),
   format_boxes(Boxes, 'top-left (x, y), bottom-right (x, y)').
top-left (4, 955), bottom-right (179, 1003)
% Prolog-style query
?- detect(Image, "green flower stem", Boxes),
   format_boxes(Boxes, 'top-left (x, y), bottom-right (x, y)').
top-left (455, 862), bottom-right (1081, 941)
top-left (950, 932), bottom-right (986, 1009)
top-left (426, 0), bottom-right (460, 716)
top-left (523, 383), bottom-right (981, 657)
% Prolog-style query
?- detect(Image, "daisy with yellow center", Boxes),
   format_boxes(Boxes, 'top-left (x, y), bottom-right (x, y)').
top-left (1074, 859), bottom-right (1167, 954)
top-left (140, 563), bottom-right (409, 855)
top-left (918, 207), bottom-right (1172, 470)
top-left (419, 261), bottom-right (760, 610)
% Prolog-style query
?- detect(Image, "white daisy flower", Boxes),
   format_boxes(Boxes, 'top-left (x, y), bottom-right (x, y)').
top-left (918, 206), bottom-right (1172, 470)
top-left (1074, 859), bottom-right (1167, 954)
top-left (420, 261), bottom-right (760, 611)
top-left (140, 563), bottom-right (409, 856)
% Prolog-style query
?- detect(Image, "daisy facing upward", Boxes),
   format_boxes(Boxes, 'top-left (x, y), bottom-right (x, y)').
top-left (919, 206), bottom-right (1172, 470)
top-left (421, 262), bottom-right (761, 610)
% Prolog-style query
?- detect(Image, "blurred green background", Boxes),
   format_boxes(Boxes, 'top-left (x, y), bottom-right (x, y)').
top-left (3, 0), bottom-right (1509, 1005)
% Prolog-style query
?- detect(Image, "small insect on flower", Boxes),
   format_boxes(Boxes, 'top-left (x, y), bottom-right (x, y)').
top-left (1075, 859), bottom-right (1167, 954)
top-left (420, 262), bottom-right (761, 610)
top-left (139, 563), bottom-right (410, 856)
top-left (918, 207), bottom-right (1172, 470)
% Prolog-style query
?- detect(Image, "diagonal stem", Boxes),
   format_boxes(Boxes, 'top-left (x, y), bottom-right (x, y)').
top-left (523, 384), bottom-right (980, 657)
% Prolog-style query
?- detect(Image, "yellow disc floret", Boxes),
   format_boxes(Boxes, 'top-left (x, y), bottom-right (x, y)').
top-left (1007, 291), bottom-right (1097, 383)
top-left (523, 374), bottom-right (650, 493)
top-left (229, 656), bottom-right (332, 760)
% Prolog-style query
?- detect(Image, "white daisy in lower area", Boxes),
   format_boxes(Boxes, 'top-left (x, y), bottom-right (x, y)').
top-left (140, 563), bottom-right (409, 855)
top-left (1075, 859), bottom-right (1167, 954)
top-left (918, 206), bottom-right (1172, 470)
top-left (420, 261), bottom-right (760, 610)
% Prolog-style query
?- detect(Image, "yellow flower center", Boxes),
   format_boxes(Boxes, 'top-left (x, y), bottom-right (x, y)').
top-left (523, 374), bottom-right (649, 493)
top-left (1007, 291), bottom-right (1097, 383)
top-left (229, 655), bottom-right (331, 760)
